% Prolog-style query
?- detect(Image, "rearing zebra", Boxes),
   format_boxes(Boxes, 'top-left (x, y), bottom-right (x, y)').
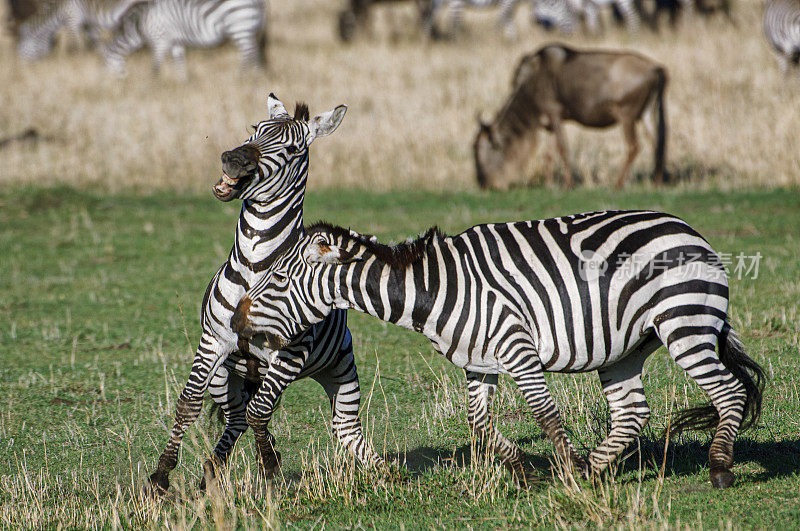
top-left (235, 211), bottom-right (765, 489)
top-left (103, 0), bottom-right (266, 77)
top-left (148, 94), bottom-right (382, 494)
top-left (764, 0), bottom-right (800, 81)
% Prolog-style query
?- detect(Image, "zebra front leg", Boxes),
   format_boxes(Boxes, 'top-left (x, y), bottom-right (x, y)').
top-left (313, 351), bottom-right (384, 468)
top-left (149, 337), bottom-right (230, 494)
top-left (588, 341), bottom-right (657, 474)
top-left (245, 350), bottom-right (307, 480)
top-left (501, 338), bottom-right (587, 477)
top-left (465, 371), bottom-right (541, 486)
top-left (171, 44), bottom-right (187, 81)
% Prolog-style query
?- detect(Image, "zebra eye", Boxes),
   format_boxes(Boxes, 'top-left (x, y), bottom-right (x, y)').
top-left (273, 272), bottom-right (287, 282)
top-left (286, 145), bottom-right (298, 155)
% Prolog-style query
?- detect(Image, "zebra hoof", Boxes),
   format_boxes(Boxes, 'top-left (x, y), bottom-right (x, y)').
top-left (710, 468), bottom-right (735, 489)
top-left (261, 450), bottom-right (282, 479)
top-left (147, 472), bottom-right (170, 496)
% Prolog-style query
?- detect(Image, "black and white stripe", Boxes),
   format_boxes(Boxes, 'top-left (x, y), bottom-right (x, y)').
top-left (764, 0), bottom-right (800, 80)
top-left (532, 0), bottom-right (639, 34)
top-left (16, 0), bottom-right (146, 60)
top-left (103, 0), bottom-right (266, 77)
top-left (424, 0), bottom-right (525, 37)
top-left (238, 211), bottom-right (764, 488)
top-left (148, 95), bottom-right (381, 495)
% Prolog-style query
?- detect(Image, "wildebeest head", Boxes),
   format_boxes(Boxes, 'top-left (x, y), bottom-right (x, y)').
top-left (473, 116), bottom-right (516, 191)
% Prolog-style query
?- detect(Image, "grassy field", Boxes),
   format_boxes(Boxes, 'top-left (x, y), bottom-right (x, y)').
top-left (0, 0), bottom-right (798, 192)
top-left (0, 186), bottom-right (798, 528)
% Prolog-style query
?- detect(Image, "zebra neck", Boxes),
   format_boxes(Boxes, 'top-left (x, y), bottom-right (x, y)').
top-left (332, 244), bottom-right (442, 335)
top-left (232, 195), bottom-right (304, 278)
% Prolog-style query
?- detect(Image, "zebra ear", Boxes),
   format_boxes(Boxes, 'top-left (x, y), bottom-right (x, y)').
top-left (267, 92), bottom-right (289, 119)
top-left (304, 241), bottom-right (361, 265)
top-left (307, 105), bottom-right (347, 142)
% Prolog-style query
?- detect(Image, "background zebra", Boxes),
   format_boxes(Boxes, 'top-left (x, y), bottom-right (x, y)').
top-left (148, 94), bottom-right (382, 494)
top-left (16, 0), bottom-right (147, 60)
top-left (235, 211), bottom-right (765, 489)
top-left (532, 0), bottom-right (639, 34)
top-left (102, 0), bottom-right (266, 78)
top-left (764, 0), bottom-right (800, 81)
top-left (423, 0), bottom-right (524, 38)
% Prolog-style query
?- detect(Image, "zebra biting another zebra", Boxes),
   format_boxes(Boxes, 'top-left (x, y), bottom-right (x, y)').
top-left (234, 211), bottom-right (765, 488)
top-left (102, 0), bottom-right (267, 78)
top-left (148, 94), bottom-right (382, 495)
top-left (764, 0), bottom-right (800, 81)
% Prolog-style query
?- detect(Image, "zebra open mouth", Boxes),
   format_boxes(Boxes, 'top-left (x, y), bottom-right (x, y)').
top-left (212, 172), bottom-right (249, 201)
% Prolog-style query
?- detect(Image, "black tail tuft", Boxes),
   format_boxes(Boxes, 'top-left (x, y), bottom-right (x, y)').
top-left (670, 322), bottom-right (766, 437)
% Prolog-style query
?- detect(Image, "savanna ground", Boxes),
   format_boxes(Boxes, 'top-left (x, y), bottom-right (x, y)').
top-left (1, 0), bottom-right (799, 528)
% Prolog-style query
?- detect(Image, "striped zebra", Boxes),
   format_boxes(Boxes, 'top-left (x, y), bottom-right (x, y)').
top-left (16, 0), bottom-right (147, 60)
top-left (764, 0), bottom-right (800, 81)
top-left (234, 211), bottom-right (765, 488)
top-left (533, 0), bottom-right (639, 34)
top-left (148, 94), bottom-right (382, 494)
top-left (423, 0), bottom-right (526, 38)
top-left (102, 0), bottom-right (266, 78)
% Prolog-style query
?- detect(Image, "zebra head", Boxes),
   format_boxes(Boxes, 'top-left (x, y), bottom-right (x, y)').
top-left (213, 93), bottom-right (347, 203)
top-left (232, 231), bottom-right (363, 347)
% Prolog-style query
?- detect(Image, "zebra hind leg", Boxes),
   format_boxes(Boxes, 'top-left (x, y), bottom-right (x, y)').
top-left (465, 371), bottom-right (543, 486)
top-left (200, 366), bottom-right (255, 491)
top-left (587, 337), bottom-right (659, 475)
top-left (657, 317), bottom-right (764, 489)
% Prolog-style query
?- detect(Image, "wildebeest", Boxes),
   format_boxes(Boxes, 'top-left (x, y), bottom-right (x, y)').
top-left (474, 43), bottom-right (667, 190)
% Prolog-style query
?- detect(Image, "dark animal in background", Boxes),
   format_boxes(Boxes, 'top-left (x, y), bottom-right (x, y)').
top-left (338, 0), bottom-right (430, 41)
top-left (645, 0), bottom-right (733, 30)
top-left (474, 43), bottom-right (667, 190)
top-left (6, 0), bottom-right (41, 36)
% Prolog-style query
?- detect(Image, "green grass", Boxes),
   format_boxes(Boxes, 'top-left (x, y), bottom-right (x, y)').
top-left (0, 186), bottom-right (799, 529)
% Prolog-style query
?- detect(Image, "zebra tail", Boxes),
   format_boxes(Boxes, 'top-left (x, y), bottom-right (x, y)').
top-left (669, 322), bottom-right (766, 437)
top-left (652, 66), bottom-right (667, 183)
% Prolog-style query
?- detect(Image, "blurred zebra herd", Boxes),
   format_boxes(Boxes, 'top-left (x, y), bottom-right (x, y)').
top-left (6, 0), bottom-right (800, 81)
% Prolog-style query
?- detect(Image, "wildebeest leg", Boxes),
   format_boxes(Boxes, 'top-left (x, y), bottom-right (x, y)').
top-left (616, 118), bottom-right (639, 189)
top-left (588, 338), bottom-right (658, 473)
top-left (465, 371), bottom-right (542, 485)
top-left (550, 121), bottom-right (575, 188)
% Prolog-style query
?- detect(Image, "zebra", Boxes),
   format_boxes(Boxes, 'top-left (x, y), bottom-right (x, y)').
top-left (764, 0), bottom-right (800, 81)
top-left (423, 0), bottom-right (526, 38)
top-left (16, 0), bottom-right (148, 60)
top-left (234, 211), bottom-right (765, 489)
top-left (102, 0), bottom-right (266, 78)
top-left (148, 94), bottom-right (383, 494)
top-left (532, 0), bottom-right (640, 34)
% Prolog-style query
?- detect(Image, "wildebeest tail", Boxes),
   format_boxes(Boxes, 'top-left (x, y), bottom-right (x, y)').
top-left (670, 322), bottom-right (766, 436)
top-left (652, 66), bottom-right (667, 184)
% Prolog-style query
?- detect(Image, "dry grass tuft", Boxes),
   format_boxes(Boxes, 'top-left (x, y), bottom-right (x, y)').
top-left (0, 0), bottom-right (797, 192)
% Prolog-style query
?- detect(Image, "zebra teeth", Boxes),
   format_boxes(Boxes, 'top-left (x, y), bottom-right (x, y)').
top-left (222, 173), bottom-right (238, 185)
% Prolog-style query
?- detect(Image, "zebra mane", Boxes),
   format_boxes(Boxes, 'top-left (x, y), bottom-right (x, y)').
top-left (294, 102), bottom-right (310, 121)
top-left (306, 222), bottom-right (445, 269)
